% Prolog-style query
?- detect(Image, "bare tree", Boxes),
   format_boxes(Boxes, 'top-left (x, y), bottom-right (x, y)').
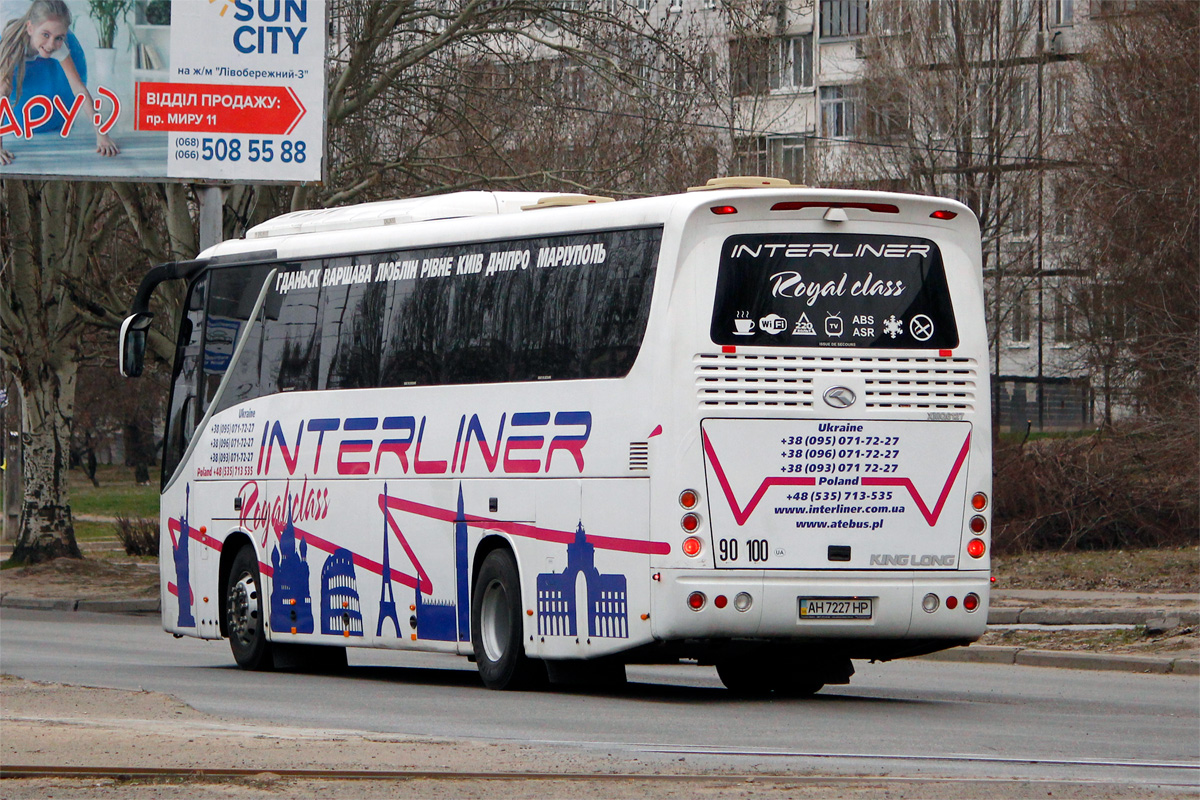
top-left (821, 0), bottom-right (1063, 431)
top-left (1062, 1), bottom-right (1198, 425)
top-left (0, 180), bottom-right (107, 562)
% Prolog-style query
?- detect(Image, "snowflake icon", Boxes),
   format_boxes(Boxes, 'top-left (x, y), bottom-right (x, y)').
top-left (883, 315), bottom-right (903, 338)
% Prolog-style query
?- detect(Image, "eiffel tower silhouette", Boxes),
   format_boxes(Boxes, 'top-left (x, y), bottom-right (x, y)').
top-left (376, 483), bottom-right (401, 638)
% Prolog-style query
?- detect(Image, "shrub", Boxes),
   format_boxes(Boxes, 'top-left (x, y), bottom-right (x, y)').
top-left (993, 417), bottom-right (1199, 553)
top-left (114, 516), bottom-right (159, 557)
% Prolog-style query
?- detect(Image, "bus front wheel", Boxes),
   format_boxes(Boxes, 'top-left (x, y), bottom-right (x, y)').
top-left (471, 548), bottom-right (543, 690)
top-left (226, 545), bottom-right (273, 670)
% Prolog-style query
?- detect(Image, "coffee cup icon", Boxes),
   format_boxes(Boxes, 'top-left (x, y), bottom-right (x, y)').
top-left (734, 317), bottom-right (755, 335)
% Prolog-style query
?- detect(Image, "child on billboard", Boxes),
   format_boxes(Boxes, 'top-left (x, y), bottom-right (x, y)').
top-left (0, 0), bottom-right (119, 165)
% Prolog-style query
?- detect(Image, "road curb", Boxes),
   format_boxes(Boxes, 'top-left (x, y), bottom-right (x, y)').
top-left (987, 607), bottom-right (1200, 626)
top-left (923, 644), bottom-right (1199, 675)
top-left (1, 595), bottom-right (159, 614)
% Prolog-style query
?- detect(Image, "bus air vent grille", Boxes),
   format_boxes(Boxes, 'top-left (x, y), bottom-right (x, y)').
top-left (629, 442), bottom-right (649, 471)
top-left (695, 354), bottom-right (977, 410)
top-left (694, 354), bottom-right (815, 407)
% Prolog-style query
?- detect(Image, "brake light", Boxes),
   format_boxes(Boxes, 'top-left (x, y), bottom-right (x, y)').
top-left (967, 538), bottom-right (987, 558)
top-left (930, 209), bottom-right (958, 220)
top-left (710, 205), bottom-right (738, 215)
top-left (771, 201), bottom-right (899, 213)
top-left (682, 536), bottom-right (702, 557)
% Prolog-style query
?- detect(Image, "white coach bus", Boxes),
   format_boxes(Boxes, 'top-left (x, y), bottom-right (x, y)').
top-left (119, 179), bottom-right (991, 694)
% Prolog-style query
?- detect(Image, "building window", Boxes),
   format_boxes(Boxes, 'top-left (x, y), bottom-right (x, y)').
top-left (731, 37), bottom-right (770, 96)
top-left (1010, 188), bottom-right (1032, 238)
top-left (820, 85), bottom-right (859, 137)
top-left (770, 34), bottom-right (813, 91)
top-left (1049, 0), bottom-right (1074, 27)
top-left (1052, 288), bottom-right (1075, 343)
top-left (820, 0), bottom-right (869, 38)
top-left (734, 135), bottom-right (768, 175)
top-left (770, 135), bottom-right (808, 184)
top-left (1011, 0), bottom-right (1035, 28)
top-left (1092, 0), bottom-right (1135, 16)
top-left (1049, 76), bottom-right (1073, 132)
top-left (1008, 76), bottom-right (1031, 131)
top-left (1011, 289), bottom-right (1031, 343)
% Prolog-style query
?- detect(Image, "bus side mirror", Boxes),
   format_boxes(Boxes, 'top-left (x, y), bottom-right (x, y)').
top-left (119, 313), bottom-right (153, 378)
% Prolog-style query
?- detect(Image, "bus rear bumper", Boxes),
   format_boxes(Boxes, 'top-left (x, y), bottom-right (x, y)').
top-left (650, 569), bottom-right (989, 645)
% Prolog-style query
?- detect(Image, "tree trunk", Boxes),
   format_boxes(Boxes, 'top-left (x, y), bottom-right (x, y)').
top-left (1, 179), bottom-right (103, 564)
top-left (12, 360), bottom-right (81, 562)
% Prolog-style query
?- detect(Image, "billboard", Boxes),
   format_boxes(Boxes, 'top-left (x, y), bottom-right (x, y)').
top-left (0, 0), bottom-right (325, 183)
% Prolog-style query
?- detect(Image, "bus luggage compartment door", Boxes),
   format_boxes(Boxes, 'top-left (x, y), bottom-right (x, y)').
top-left (700, 418), bottom-right (972, 571)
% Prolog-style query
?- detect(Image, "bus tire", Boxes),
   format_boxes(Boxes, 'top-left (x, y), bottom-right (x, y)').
top-left (716, 659), bottom-right (826, 697)
top-left (226, 544), bottom-right (273, 671)
top-left (272, 642), bottom-right (348, 673)
top-left (471, 548), bottom-right (542, 690)
top-left (715, 659), bottom-right (772, 697)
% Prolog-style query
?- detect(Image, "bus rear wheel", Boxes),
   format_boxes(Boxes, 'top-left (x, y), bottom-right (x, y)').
top-left (471, 548), bottom-right (544, 690)
top-left (716, 658), bottom-right (833, 698)
top-left (226, 544), bottom-right (273, 671)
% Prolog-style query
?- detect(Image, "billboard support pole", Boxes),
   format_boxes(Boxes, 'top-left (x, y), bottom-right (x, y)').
top-left (198, 186), bottom-right (223, 250)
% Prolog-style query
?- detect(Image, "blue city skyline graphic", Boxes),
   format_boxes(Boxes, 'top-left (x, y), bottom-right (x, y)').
top-left (172, 485), bottom-right (195, 628)
top-left (270, 500), bottom-right (314, 634)
top-left (320, 548), bottom-right (363, 637)
top-left (412, 486), bottom-right (471, 642)
top-left (536, 522), bottom-right (629, 639)
top-left (376, 484), bottom-right (401, 638)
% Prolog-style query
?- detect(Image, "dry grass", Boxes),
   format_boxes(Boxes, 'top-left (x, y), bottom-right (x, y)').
top-left (993, 546), bottom-right (1198, 593)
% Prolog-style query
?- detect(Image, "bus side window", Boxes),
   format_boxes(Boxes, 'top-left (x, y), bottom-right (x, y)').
top-left (203, 265), bottom-right (272, 414)
top-left (319, 263), bottom-right (385, 390)
top-left (260, 277), bottom-right (320, 394)
top-left (162, 274), bottom-right (209, 485)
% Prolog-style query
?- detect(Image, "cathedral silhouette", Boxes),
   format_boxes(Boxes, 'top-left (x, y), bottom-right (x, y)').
top-left (270, 501), bottom-right (314, 634)
top-left (536, 522), bottom-right (628, 639)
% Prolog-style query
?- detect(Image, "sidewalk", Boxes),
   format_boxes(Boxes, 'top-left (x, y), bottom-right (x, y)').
top-left (2, 582), bottom-right (1195, 677)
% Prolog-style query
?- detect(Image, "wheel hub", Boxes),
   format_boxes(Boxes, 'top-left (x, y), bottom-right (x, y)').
top-left (228, 573), bottom-right (260, 645)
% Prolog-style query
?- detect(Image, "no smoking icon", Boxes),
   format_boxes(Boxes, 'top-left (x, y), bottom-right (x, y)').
top-left (909, 314), bottom-right (935, 341)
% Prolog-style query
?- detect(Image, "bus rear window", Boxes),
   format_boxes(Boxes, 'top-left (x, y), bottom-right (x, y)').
top-left (710, 233), bottom-right (959, 349)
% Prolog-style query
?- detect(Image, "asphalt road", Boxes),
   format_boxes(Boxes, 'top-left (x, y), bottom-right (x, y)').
top-left (1, 608), bottom-right (1197, 789)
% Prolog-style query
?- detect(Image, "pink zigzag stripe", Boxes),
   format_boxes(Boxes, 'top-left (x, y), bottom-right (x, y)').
top-left (702, 430), bottom-right (816, 526)
top-left (861, 432), bottom-right (971, 526)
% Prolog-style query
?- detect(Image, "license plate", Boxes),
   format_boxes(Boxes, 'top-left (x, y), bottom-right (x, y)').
top-left (799, 597), bottom-right (873, 620)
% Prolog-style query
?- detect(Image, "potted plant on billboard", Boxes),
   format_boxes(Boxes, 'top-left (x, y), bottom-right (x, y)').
top-left (88, 0), bottom-right (132, 85)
